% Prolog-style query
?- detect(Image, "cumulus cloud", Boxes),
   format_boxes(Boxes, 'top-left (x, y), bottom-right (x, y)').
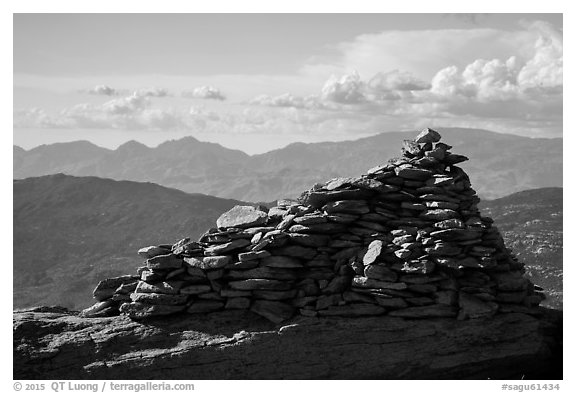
top-left (429, 21), bottom-right (562, 108)
top-left (101, 94), bottom-right (150, 115)
top-left (182, 86), bottom-right (226, 100)
top-left (14, 21), bottom-right (562, 140)
top-left (14, 107), bottom-right (68, 128)
top-left (81, 85), bottom-right (171, 97)
top-left (368, 70), bottom-right (430, 92)
top-left (303, 27), bottom-right (537, 81)
top-left (307, 21), bottom-right (562, 123)
top-left (133, 87), bottom-right (170, 97)
top-left (15, 93), bottom-right (188, 131)
top-left (320, 71), bottom-right (366, 104)
top-left (516, 21), bottom-right (563, 88)
top-left (84, 85), bottom-right (119, 96)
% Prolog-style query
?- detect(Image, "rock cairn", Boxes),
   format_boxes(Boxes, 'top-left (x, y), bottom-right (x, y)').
top-left (82, 129), bottom-right (545, 323)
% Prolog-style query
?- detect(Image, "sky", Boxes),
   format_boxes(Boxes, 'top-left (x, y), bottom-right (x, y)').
top-left (13, 13), bottom-right (563, 154)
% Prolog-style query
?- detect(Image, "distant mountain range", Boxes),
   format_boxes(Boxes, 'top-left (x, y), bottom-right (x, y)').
top-left (14, 128), bottom-right (562, 201)
top-left (13, 174), bottom-right (562, 311)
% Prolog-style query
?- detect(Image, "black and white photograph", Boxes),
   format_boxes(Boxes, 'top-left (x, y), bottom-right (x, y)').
top-left (10, 6), bottom-right (565, 385)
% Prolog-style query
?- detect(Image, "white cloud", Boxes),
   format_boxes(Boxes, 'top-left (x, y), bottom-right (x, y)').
top-left (14, 107), bottom-right (68, 128)
top-left (182, 86), bottom-right (226, 100)
top-left (516, 21), bottom-right (563, 88)
top-left (13, 21), bottom-right (562, 140)
top-left (303, 27), bottom-right (537, 81)
top-left (133, 87), bottom-right (170, 97)
top-left (85, 85), bottom-right (119, 96)
top-left (307, 21), bottom-right (562, 124)
top-left (368, 70), bottom-right (430, 92)
top-left (82, 85), bottom-right (170, 97)
top-left (320, 71), bottom-right (366, 104)
top-left (424, 21), bottom-right (562, 118)
top-left (101, 94), bottom-right (150, 115)
top-left (15, 93), bottom-right (187, 131)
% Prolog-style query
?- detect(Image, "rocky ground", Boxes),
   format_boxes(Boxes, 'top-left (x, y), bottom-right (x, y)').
top-left (13, 306), bottom-right (562, 380)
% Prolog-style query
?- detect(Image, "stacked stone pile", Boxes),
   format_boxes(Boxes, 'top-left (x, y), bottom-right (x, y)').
top-left (81, 128), bottom-right (545, 323)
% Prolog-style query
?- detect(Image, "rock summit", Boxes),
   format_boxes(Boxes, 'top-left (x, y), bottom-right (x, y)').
top-left (82, 128), bottom-right (545, 323)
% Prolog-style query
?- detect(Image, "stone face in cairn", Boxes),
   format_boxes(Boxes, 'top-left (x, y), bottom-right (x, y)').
top-left (82, 127), bottom-right (543, 323)
top-left (216, 205), bottom-right (268, 229)
top-left (92, 275), bottom-right (139, 301)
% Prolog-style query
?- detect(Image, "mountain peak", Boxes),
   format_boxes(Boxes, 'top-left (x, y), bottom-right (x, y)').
top-left (156, 136), bottom-right (200, 148)
top-left (116, 140), bottom-right (150, 153)
top-left (30, 140), bottom-right (108, 152)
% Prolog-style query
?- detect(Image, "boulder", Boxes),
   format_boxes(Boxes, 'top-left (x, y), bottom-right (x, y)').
top-left (138, 246), bottom-right (171, 259)
top-left (93, 276), bottom-right (139, 301)
top-left (415, 128), bottom-right (442, 144)
top-left (362, 240), bottom-right (384, 265)
top-left (216, 205), bottom-right (268, 229)
top-left (146, 254), bottom-right (183, 270)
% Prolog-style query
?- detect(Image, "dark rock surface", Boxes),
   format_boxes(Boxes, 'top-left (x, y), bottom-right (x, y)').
top-left (13, 307), bottom-right (562, 380)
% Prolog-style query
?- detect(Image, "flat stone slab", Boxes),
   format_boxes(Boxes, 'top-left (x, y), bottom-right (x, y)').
top-left (184, 255), bottom-right (232, 270)
top-left (118, 302), bottom-right (185, 319)
top-left (323, 200), bottom-right (370, 215)
top-left (362, 240), bottom-right (383, 265)
top-left (203, 239), bottom-right (251, 256)
top-left (134, 281), bottom-right (183, 295)
top-left (146, 254), bottom-right (183, 270)
top-left (138, 246), bottom-right (172, 259)
top-left (226, 267), bottom-right (298, 281)
top-left (93, 275), bottom-right (139, 301)
top-left (216, 205), bottom-right (268, 229)
top-left (395, 164), bottom-right (433, 180)
top-left (352, 276), bottom-right (408, 290)
top-left (415, 128), bottom-right (442, 144)
top-left (130, 293), bottom-right (189, 306)
top-left (228, 279), bottom-right (293, 291)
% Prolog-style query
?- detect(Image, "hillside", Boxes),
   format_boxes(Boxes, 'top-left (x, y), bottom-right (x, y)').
top-left (14, 128), bottom-right (562, 201)
top-left (481, 188), bottom-right (563, 309)
top-left (13, 174), bottom-right (242, 310)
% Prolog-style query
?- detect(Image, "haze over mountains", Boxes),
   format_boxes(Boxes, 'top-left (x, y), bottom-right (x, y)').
top-left (14, 128), bottom-right (562, 201)
top-left (13, 174), bottom-right (563, 311)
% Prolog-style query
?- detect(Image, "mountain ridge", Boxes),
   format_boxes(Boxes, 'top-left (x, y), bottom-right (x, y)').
top-left (14, 127), bottom-right (562, 201)
top-left (14, 127), bottom-right (562, 156)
